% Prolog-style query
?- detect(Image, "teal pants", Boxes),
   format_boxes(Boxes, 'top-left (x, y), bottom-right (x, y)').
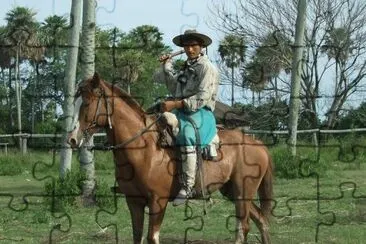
top-left (172, 107), bottom-right (216, 147)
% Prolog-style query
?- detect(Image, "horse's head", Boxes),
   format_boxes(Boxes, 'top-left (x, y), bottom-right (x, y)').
top-left (67, 72), bottom-right (112, 148)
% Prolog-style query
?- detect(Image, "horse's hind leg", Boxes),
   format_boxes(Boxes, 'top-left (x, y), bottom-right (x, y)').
top-left (222, 181), bottom-right (268, 243)
top-left (234, 198), bottom-right (251, 244)
top-left (220, 180), bottom-right (250, 243)
top-left (126, 197), bottom-right (146, 244)
top-left (250, 202), bottom-right (271, 244)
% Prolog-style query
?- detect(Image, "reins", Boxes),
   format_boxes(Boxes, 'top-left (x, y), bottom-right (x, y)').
top-left (98, 113), bottom-right (163, 151)
top-left (80, 85), bottom-right (163, 151)
top-left (82, 88), bottom-right (113, 139)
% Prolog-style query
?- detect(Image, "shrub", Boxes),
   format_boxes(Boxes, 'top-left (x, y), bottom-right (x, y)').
top-left (44, 171), bottom-right (84, 209)
top-left (271, 146), bottom-right (300, 179)
top-left (43, 170), bottom-right (115, 210)
top-left (270, 145), bottom-right (327, 179)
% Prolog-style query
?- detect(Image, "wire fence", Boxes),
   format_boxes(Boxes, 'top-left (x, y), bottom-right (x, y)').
top-left (1, 127), bottom-right (365, 154)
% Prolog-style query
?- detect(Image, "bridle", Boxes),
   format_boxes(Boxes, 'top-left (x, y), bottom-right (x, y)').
top-left (75, 85), bottom-right (113, 141)
top-left (76, 85), bottom-right (162, 150)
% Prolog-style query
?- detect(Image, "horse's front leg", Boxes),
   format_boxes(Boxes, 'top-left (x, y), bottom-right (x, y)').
top-left (147, 196), bottom-right (169, 244)
top-left (126, 197), bottom-right (147, 244)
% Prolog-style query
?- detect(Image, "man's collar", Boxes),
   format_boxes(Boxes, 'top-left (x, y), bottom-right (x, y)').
top-left (187, 53), bottom-right (204, 65)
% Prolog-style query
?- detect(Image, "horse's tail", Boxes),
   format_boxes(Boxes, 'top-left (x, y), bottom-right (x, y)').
top-left (258, 149), bottom-right (274, 219)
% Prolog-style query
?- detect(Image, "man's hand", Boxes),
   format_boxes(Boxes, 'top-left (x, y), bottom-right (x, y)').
top-left (160, 100), bottom-right (184, 112)
top-left (158, 54), bottom-right (171, 63)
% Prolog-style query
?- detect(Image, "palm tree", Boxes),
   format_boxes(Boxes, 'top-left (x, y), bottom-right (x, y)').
top-left (39, 15), bottom-right (68, 59)
top-left (114, 26), bottom-right (169, 102)
top-left (0, 26), bottom-right (13, 128)
top-left (5, 7), bottom-right (42, 152)
top-left (117, 25), bottom-right (165, 93)
top-left (243, 31), bottom-right (292, 104)
top-left (243, 58), bottom-right (269, 105)
top-left (0, 26), bottom-right (11, 70)
top-left (218, 34), bottom-right (246, 106)
top-left (321, 27), bottom-right (354, 128)
top-left (118, 51), bottom-right (142, 94)
top-left (95, 27), bottom-right (128, 84)
top-left (322, 27), bottom-right (353, 63)
top-left (128, 25), bottom-right (165, 54)
top-left (322, 27), bottom-right (353, 94)
top-left (23, 15), bottom-right (68, 132)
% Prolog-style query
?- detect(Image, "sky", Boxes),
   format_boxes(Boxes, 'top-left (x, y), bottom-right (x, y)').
top-left (0, 0), bottom-right (218, 37)
top-left (0, 0), bottom-right (222, 50)
top-left (0, 0), bottom-right (237, 103)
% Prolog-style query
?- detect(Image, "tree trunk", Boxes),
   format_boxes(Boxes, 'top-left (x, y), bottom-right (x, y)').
top-left (274, 77), bottom-right (279, 102)
top-left (288, 0), bottom-right (307, 157)
top-left (79, 0), bottom-right (96, 204)
top-left (8, 65), bottom-right (14, 128)
top-left (15, 45), bottom-right (22, 151)
top-left (31, 62), bottom-right (39, 133)
top-left (231, 66), bottom-right (234, 106)
top-left (60, 0), bottom-right (82, 178)
top-left (326, 92), bottom-right (347, 129)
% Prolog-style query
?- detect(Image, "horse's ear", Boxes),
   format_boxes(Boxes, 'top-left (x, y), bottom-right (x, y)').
top-left (91, 72), bottom-right (100, 88)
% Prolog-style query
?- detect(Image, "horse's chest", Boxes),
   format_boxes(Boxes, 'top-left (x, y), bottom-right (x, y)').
top-left (114, 163), bottom-right (148, 196)
top-left (116, 178), bottom-right (147, 196)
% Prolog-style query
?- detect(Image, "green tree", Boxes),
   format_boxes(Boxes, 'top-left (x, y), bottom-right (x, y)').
top-left (127, 25), bottom-right (165, 54)
top-left (0, 26), bottom-right (11, 70)
top-left (95, 27), bottom-right (125, 82)
top-left (234, 99), bottom-right (288, 131)
top-left (94, 26), bottom-right (170, 107)
top-left (23, 15), bottom-right (68, 132)
top-left (39, 15), bottom-right (68, 59)
top-left (121, 25), bottom-right (171, 107)
top-left (0, 26), bottom-right (13, 131)
top-left (5, 6), bottom-right (43, 151)
top-left (337, 102), bottom-right (366, 129)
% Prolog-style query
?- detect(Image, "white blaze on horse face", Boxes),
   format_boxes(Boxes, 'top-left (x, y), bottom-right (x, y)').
top-left (69, 97), bottom-right (83, 146)
top-left (72, 96), bottom-right (82, 126)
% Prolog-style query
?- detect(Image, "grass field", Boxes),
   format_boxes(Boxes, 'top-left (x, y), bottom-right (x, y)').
top-left (1, 140), bottom-right (366, 243)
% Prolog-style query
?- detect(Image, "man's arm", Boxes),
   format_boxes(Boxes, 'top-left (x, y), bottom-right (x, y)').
top-left (153, 58), bottom-right (178, 95)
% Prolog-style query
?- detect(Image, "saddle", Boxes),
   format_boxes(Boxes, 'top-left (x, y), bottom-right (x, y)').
top-left (156, 112), bottom-right (220, 161)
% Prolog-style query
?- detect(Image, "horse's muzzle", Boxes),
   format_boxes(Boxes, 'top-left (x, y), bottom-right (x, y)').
top-left (67, 129), bottom-right (82, 148)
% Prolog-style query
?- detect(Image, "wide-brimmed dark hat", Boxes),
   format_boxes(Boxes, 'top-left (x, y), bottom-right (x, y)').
top-left (172, 29), bottom-right (212, 47)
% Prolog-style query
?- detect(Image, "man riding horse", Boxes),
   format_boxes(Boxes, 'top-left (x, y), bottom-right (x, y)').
top-left (154, 29), bottom-right (220, 206)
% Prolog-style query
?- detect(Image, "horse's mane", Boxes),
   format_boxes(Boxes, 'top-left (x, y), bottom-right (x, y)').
top-left (101, 80), bottom-right (146, 118)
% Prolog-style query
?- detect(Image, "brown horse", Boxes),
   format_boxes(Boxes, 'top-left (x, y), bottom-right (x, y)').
top-left (67, 73), bottom-right (274, 244)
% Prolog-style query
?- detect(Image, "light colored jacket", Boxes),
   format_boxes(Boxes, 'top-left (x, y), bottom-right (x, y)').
top-left (154, 54), bottom-right (219, 112)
